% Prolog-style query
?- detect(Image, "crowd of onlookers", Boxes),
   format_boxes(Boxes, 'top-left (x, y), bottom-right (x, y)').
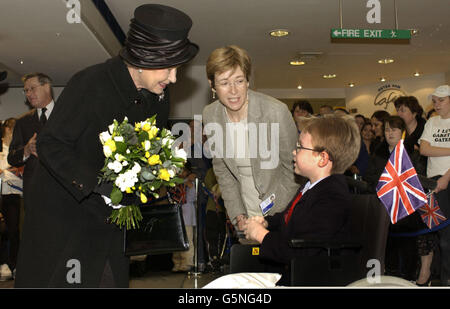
top-left (290, 86), bottom-right (450, 286)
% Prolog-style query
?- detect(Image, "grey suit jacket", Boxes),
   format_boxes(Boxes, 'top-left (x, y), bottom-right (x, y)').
top-left (202, 89), bottom-right (300, 223)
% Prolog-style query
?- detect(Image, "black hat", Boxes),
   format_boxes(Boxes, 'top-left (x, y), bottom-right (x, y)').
top-left (120, 4), bottom-right (199, 69)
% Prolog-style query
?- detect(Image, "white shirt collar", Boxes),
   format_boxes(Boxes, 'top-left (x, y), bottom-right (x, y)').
top-left (38, 100), bottom-right (54, 118)
top-left (301, 175), bottom-right (329, 195)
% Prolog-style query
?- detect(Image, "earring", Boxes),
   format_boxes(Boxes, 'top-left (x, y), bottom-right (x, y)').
top-left (138, 69), bottom-right (143, 73)
top-left (212, 89), bottom-right (216, 99)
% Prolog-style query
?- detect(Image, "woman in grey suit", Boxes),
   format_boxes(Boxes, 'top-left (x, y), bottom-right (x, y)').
top-left (202, 45), bottom-right (300, 232)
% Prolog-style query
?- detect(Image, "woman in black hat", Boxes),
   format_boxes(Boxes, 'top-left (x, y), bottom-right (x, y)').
top-left (14, 4), bottom-right (198, 288)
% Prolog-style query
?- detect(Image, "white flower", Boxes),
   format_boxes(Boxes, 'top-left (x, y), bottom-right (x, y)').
top-left (162, 137), bottom-right (174, 147)
top-left (107, 160), bottom-right (123, 173)
top-left (115, 170), bottom-right (138, 192)
top-left (99, 131), bottom-right (112, 144)
top-left (114, 136), bottom-right (124, 142)
top-left (131, 162), bottom-right (141, 174)
top-left (126, 149), bottom-right (131, 154)
top-left (103, 145), bottom-right (113, 157)
top-left (168, 168), bottom-right (175, 178)
top-left (122, 161), bottom-right (128, 167)
top-left (115, 154), bottom-right (125, 162)
top-left (108, 124), bottom-right (115, 134)
top-left (143, 140), bottom-right (151, 151)
top-left (173, 147), bottom-right (187, 161)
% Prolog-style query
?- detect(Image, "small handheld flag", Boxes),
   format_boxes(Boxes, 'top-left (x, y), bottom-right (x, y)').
top-left (376, 139), bottom-right (428, 224)
top-left (418, 192), bottom-right (447, 229)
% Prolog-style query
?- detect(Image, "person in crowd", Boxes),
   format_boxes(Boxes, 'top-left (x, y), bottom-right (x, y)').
top-left (419, 85), bottom-right (450, 286)
top-left (172, 163), bottom-right (196, 273)
top-left (202, 45), bottom-right (300, 236)
top-left (204, 167), bottom-right (227, 273)
top-left (0, 118), bottom-right (22, 280)
top-left (361, 120), bottom-right (375, 155)
top-left (364, 116), bottom-right (426, 282)
top-left (243, 116), bottom-right (360, 285)
top-left (8, 73), bottom-right (54, 210)
top-left (14, 4), bottom-right (198, 288)
top-left (186, 119), bottom-right (211, 272)
top-left (354, 114), bottom-right (367, 131)
top-left (319, 105), bottom-right (334, 116)
top-left (394, 95), bottom-right (437, 285)
top-left (334, 107), bottom-right (349, 116)
top-left (291, 100), bottom-right (313, 133)
top-left (370, 110), bottom-right (390, 153)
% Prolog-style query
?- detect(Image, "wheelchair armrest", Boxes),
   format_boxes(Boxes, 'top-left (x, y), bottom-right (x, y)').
top-left (289, 239), bottom-right (362, 250)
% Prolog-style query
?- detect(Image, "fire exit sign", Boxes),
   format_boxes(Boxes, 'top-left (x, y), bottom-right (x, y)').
top-left (331, 28), bottom-right (411, 40)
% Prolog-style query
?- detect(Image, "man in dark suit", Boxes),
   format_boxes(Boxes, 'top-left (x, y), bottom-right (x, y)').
top-left (244, 116), bottom-right (361, 284)
top-left (8, 73), bottom-right (54, 207)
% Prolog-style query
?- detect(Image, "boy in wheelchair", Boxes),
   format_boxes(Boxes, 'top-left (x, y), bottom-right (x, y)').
top-left (243, 116), bottom-right (361, 285)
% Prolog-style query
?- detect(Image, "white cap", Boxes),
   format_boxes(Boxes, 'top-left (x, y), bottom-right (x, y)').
top-left (429, 85), bottom-right (450, 100)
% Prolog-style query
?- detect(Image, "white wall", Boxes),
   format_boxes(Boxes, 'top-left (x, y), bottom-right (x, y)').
top-left (0, 87), bottom-right (63, 120)
top-left (345, 73), bottom-right (446, 118)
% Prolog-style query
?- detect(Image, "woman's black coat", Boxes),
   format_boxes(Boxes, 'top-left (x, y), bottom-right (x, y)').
top-left (14, 56), bottom-right (169, 287)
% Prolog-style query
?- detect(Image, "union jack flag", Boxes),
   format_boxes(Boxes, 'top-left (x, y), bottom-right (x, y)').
top-left (418, 192), bottom-right (447, 229)
top-left (376, 140), bottom-right (427, 224)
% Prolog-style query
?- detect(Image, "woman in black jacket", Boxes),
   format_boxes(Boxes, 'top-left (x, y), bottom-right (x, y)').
top-left (14, 4), bottom-right (198, 288)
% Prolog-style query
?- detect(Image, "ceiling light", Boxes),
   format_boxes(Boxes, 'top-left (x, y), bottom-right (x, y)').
top-left (348, 83), bottom-right (355, 87)
top-left (297, 85), bottom-right (303, 90)
top-left (269, 29), bottom-right (289, 37)
top-left (378, 58), bottom-right (394, 64)
top-left (380, 77), bottom-right (386, 82)
top-left (414, 72), bottom-right (420, 77)
top-left (290, 60), bottom-right (305, 66)
top-left (19, 60), bottom-right (24, 65)
top-left (410, 29), bottom-right (419, 36)
top-left (323, 74), bottom-right (336, 79)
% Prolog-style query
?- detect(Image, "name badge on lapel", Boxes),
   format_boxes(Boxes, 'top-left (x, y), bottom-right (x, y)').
top-left (260, 193), bottom-right (275, 215)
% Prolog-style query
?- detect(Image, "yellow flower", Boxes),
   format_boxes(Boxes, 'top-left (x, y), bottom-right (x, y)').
top-left (145, 151), bottom-right (150, 158)
top-left (140, 192), bottom-right (148, 204)
top-left (134, 122), bottom-right (141, 131)
top-left (158, 169), bottom-right (170, 181)
top-left (104, 139), bottom-right (116, 152)
top-left (142, 122), bottom-right (151, 132)
top-left (148, 154), bottom-right (162, 166)
top-left (125, 187), bottom-right (133, 194)
top-left (148, 127), bottom-right (159, 140)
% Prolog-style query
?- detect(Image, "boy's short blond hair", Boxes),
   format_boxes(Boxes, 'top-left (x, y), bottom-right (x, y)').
top-left (302, 115), bottom-right (360, 174)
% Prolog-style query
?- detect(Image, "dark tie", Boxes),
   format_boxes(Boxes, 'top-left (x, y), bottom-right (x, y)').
top-left (40, 107), bottom-right (47, 126)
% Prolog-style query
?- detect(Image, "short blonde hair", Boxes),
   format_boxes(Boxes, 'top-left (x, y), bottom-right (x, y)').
top-left (206, 45), bottom-right (251, 88)
top-left (302, 115), bottom-right (360, 174)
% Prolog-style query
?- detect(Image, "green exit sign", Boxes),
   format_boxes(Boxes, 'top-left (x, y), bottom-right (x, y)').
top-left (331, 28), bottom-right (411, 40)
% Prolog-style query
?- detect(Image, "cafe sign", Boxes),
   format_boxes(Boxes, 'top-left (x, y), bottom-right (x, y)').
top-left (374, 84), bottom-right (406, 110)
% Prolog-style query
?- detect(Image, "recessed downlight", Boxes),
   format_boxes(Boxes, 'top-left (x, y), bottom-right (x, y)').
top-left (323, 74), bottom-right (336, 79)
top-left (269, 29), bottom-right (289, 37)
top-left (378, 58), bottom-right (394, 64)
top-left (290, 60), bottom-right (305, 66)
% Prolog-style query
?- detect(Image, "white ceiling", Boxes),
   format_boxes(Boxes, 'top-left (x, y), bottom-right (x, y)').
top-left (1, 0), bottom-right (449, 90)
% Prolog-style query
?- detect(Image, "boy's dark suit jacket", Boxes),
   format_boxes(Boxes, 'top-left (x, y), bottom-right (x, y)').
top-left (14, 56), bottom-right (169, 288)
top-left (260, 174), bottom-right (353, 279)
top-left (7, 109), bottom-right (43, 204)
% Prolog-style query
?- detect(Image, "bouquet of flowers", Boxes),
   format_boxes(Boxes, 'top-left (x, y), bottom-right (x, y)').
top-left (98, 115), bottom-right (187, 230)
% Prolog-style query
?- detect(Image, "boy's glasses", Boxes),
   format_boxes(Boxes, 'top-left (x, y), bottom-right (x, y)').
top-left (296, 142), bottom-right (333, 161)
top-left (296, 142), bottom-right (316, 153)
